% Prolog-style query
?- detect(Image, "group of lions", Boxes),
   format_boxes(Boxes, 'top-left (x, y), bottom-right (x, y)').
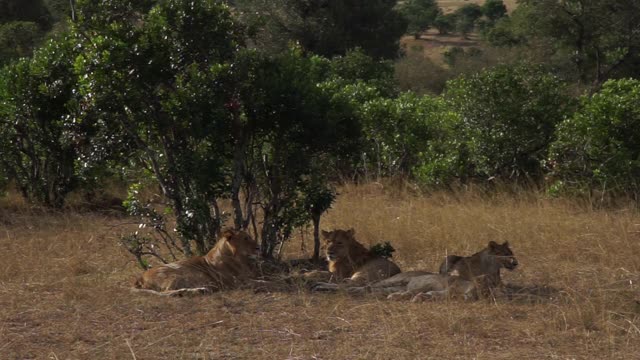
top-left (133, 227), bottom-right (519, 302)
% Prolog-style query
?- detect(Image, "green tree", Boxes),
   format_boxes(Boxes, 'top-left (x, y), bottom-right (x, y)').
top-left (0, 0), bottom-right (55, 64)
top-left (482, 0), bottom-right (507, 23)
top-left (549, 79), bottom-right (640, 198)
top-left (237, 48), bottom-right (361, 257)
top-left (73, 0), bottom-right (241, 255)
top-left (399, 0), bottom-right (441, 39)
top-left (0, 35), bottom-right (80, 207)
top-left (234, 0), bottom-right (407, 59)
top-left (0, 0), bottom-right (52, 28)
top-left (0, 21), bottom-right (41, 64)
top-left (444, 65), bottom-right (572, 183)
top-left (504, 0), bottom-right (640, 86)
top-left (453, 3), bottom-right (483, 38)
top-left (358, 92), bottom-right (459, 180)
top-left (433, 13), bottom-right (456, 35)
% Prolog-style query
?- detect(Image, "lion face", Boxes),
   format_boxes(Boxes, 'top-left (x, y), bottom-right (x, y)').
top-left (321, 228), bottom-right (356, 261)
top-left (488, 241), bottom-right (518, 270)
top-left (223, 229), bottom-right (259, 258)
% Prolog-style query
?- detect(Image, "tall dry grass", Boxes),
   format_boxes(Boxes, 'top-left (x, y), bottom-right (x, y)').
top-left (1, 184), bottom-right (639, 359)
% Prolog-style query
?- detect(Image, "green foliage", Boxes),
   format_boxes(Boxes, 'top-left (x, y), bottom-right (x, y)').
top-left (0, 35), bottom-right (80, 207)
top-left (0, 0), bottom-right (55, 64)
top-left (485, 17), bottom-right (525, 47)
top-left (502, 0), bottom-right (640, 85)
top-left (443, 64), bottom-right (572, 183)
top-left (0, 0), bottom-right (53, 29)
top-left (433, 13), bottom-right (456, 35)
top-left (398, 0), bottom-right (441, 38)
top-left (482, 0), bottom-right (507, 23)
top-left (0, 21), bottom-right (41, 65)
top-left (549, 79), bottom-right (640, 197)
top-left (453, 3), bottom-right (483, 37)
top-left (237, 48), bottom-right (360, 255)
top-left (370, 241), bottom-right (395, 258)
top-left (235, 0), bottom-right (407, 59)
top-left (357, 92), bottom-right (459, 179)
top-left (74, 0), bottom-right (240, 254)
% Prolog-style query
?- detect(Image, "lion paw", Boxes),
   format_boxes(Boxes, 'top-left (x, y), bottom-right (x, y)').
top-left (410, 292), bottom-right (434, 303)
top-left (387, 292), bottom-right (412, 301)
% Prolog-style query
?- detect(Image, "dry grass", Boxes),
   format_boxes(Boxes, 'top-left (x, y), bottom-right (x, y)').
top-left (2, 184), bottom-right (640, 359)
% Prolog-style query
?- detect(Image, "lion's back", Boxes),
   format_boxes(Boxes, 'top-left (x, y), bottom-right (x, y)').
top-left (351, 257), bottom-right (401, 283)
top-left (134, 258), bottom-right (221, 291)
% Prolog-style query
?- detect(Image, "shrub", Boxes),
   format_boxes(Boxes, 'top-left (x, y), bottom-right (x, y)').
top-left (443, 64), bottom-right (572, 184)
top-left (549, 79), bottom-right (640, 198)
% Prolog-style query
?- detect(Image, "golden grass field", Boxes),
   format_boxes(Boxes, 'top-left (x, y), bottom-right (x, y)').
top-left (2, 183), bottom-right (639, 359)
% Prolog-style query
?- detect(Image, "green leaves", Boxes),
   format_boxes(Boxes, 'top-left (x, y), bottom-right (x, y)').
top-left (444, 64), bottom-right (572, 183)
top-left (549, 79), bottom-right (640, 197)
top-left (0, 35), bottom-right (81, 207)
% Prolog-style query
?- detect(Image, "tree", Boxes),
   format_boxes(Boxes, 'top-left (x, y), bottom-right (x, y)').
top-left (234, 0), bottom-right (407, 59)
top-left (453, 3), bottom-right (483, 38)
top-left (0, 35), bottom-right (80, 207)
top-left (443, 65), bottom-right (572, 183)
top-left (0, 0), bottom-right (54, 64)
top-left (433, 13), bottom-right (456, 35)
top-left (504, 0), bottom-right (640, 86)
top-left (482, 0), bottom-right (507, 23)
top-left (236, 48), bottom-right (361, 257)
top-left (549, 79), bottom-right (640, 198)
top-left (74, 0), bottom-right (241, 255)
top-left (358, 92), bottom-right (460, 180)
top-left (398, 0), bottom-right (441, 39)
top-left (0, 21), bottom-right (41, 64)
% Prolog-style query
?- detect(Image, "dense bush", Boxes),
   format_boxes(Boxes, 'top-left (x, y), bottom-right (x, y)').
top-left (0, 35), bottom-right (80, 207)
top-left (443, 64), bottom-right (572, 184)
top-left (549, 79), bottom-right (640, 198)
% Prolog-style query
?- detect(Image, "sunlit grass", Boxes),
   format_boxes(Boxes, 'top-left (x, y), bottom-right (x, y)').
top-left (1, 183), bottom-right (639, 358)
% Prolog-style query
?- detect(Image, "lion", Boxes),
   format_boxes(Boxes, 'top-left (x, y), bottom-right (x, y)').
top-left (345, 271), bottom-right (481, 302)
top-left (439, 240), bottom-right (519, 290)
top-left (310, 228), bottom-right (401, 290)
top-left (133, 228), bottom-right (258, 296)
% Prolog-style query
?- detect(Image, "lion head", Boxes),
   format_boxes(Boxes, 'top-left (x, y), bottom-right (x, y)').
top-left (487, 240), bottom-right (518, 270)
top-left (321, 228), bottom-right (369, 262)
top-left (212, 228), bottom-right (259, 260)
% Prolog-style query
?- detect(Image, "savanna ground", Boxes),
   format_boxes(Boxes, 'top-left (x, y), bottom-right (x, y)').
top-left (2, 183), bottom-right (640, 359)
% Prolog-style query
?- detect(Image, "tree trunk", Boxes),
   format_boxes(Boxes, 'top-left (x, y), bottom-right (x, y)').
top-left (230, 111), bottom-right (246, 230)
top-left (311, 212), bottom-right (321, 262)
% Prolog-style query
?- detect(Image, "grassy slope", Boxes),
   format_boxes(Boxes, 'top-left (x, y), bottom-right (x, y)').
top-left (1, 184), bottom-right (639, 359)
top-left (404, 0), bottom-right (519, 66)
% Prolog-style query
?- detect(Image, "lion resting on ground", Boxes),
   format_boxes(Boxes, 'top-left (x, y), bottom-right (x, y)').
top-left (321, 241), bottom-right (519, 301)
top-left (323, 228), bottom-right (401, 282)
top-left (133, 229), bottom-right (258, 296)
top-left (439, 240), bottom-right (518, 290)
top-left (344, 271), bottom-right (480, 302)
top-left (309, 228), bottom-right (401, 290)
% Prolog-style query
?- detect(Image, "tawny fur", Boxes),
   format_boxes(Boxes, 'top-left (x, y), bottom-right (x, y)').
top-left (438, 240), bottom-right (519, 290)
top-left (320, 228), bottom-right (401, 284)
top-left (132, 229), bottom-right (258, 294)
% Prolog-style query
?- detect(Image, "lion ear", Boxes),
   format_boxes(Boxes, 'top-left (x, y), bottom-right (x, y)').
top-left (503, 241), bottom-right (509, 246)
top-left (488, 240), bottom-right (498, 248)
top-left (347, 228), bottom-right (355, 236)
top-left (321, 230), bottom-right (331, 239)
